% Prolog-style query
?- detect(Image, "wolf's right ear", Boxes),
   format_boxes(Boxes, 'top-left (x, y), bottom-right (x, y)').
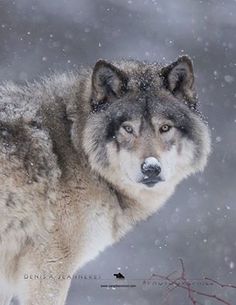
top-left (91, 60), bottom-right (128, 111)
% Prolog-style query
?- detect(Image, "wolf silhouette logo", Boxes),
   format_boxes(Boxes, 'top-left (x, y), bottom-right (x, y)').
top-left (113, 272), bottom-right (125, 279)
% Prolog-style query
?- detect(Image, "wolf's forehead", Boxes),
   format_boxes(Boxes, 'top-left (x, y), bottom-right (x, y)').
top-left (117, 61), bottom-right (162, 93)
top-left (112, 99), bottom-right (167, 122)
top-left (137, 70), bottom-right (157, 92)
top-left (132, 67), bottom-right (162, 93)
top-left (114, 95), bottom-right (188, 126)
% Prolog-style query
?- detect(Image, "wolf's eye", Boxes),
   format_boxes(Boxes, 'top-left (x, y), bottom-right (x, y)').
top-left (160, 124), bottom-right (172, 133)
top-left (122, 125), bottom-right (133, 134)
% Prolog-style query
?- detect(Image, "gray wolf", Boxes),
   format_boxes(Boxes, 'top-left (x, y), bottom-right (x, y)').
top-left (0, 55), bottom-right (211, 305)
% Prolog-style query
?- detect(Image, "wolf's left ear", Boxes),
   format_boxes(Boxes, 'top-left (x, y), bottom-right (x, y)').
top-left (160, 55), bottom-right (197, 107)
top-left (91, 60), bottom-right (128, 111)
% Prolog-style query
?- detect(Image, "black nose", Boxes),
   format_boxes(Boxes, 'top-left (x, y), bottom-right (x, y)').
top-left (141, 162), bottom-right (161, 178)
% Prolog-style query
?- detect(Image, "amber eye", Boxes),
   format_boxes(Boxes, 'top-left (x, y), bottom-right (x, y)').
top-left (123, 125), bottom-right (133, 134)
top-left (160, 124), bottom-right (172, 133)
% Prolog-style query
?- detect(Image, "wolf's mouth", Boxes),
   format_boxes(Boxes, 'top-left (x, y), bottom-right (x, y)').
top-left (140, 177), bottom-right (164, 188)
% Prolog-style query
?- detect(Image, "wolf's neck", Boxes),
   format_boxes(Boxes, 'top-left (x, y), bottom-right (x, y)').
top-left (109, 180), bottom-right (176, 242)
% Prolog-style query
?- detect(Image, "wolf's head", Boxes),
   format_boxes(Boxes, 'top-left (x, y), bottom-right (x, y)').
top-left (82, 56), bottom-right (211, 193)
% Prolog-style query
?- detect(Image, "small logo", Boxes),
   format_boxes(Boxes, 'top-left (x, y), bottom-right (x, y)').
top-left (113, 272), bottom-right (125, 279)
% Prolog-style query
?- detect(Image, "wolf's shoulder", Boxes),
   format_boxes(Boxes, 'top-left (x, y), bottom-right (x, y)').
top-left (0, 69), bottom-right (93, 186)
top-left (0, 119), bottom-right (61, 184)
top-left (0, 73), bottom-right (79, 185)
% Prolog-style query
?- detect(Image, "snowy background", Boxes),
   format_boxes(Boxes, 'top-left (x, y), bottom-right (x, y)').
top-left (1, 0), bottom-right (236, 304)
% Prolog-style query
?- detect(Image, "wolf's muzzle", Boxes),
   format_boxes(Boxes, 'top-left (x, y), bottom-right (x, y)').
top-left (140, 157), bottom-right (162, 187)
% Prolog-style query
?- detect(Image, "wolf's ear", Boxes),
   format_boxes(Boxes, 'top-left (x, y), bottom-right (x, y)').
top-left (91, 60), bottom-right (128, 111)
top-left (160, 55), bottom-right (197, 107)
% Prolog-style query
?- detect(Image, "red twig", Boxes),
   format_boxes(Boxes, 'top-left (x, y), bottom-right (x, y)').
top-left (151, 259), bottom-right (235, 305)
top-left (204, 277), bottom-right (236, 289)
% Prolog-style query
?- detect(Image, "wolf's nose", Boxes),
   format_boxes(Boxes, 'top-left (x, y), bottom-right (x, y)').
top-left (141, 157), bottom-right (161, 178)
